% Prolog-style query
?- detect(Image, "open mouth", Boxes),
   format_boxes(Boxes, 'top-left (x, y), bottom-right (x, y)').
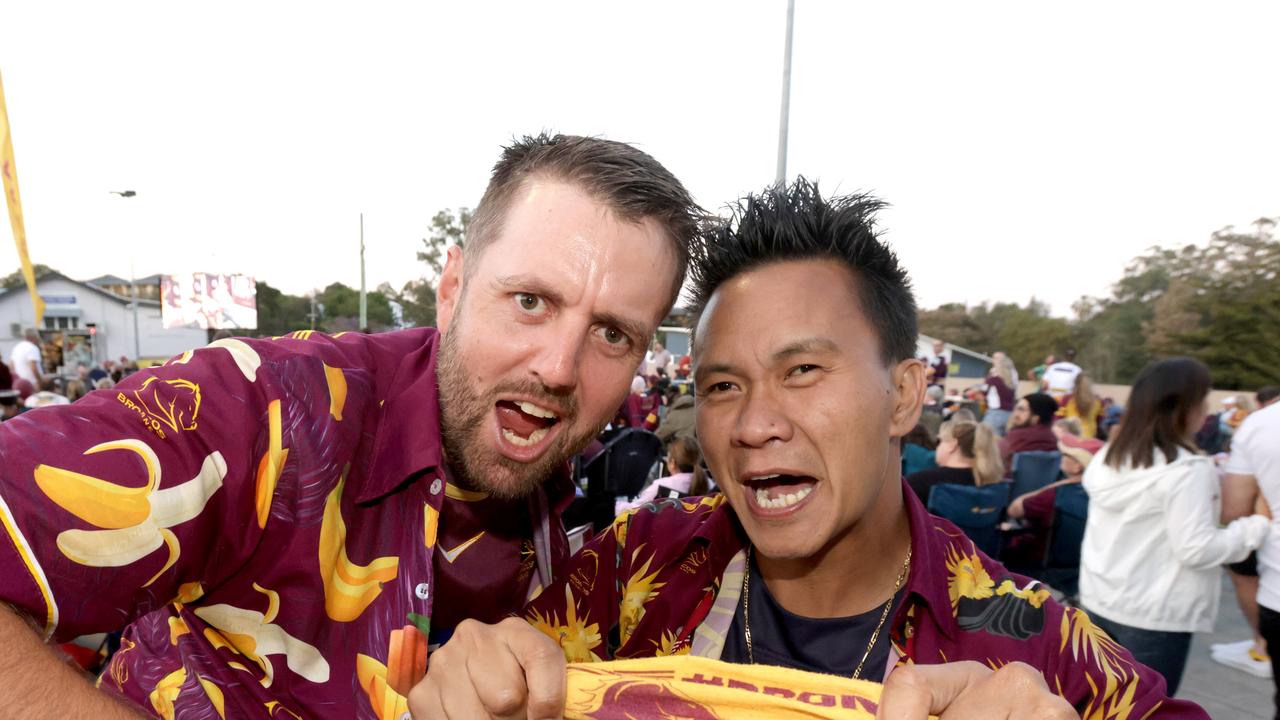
top-left (742, 473), bottom-right (818, 513)
top-left (494, 399), bottom-right (562, 451)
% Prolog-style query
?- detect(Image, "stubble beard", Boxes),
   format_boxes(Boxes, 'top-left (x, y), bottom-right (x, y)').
top-left (436, 315), bottom-right (597, 501)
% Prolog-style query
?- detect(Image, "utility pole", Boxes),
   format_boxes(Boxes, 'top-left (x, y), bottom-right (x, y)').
top-left (776, 0), bottom-right (796, 185)
top-left (110, 190), bottom-right (142, 360)
top-left (358, 213), bottom-right (367, 330)
top-left (129, 261), bottom-right (141, 359)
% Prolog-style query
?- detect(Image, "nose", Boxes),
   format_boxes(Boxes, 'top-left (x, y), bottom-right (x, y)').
top-left (731, 385), bottom-right (793, 448)
top-left (527, 322), bottom-right (585, 394)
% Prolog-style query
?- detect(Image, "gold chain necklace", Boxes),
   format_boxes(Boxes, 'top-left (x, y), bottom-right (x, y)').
top-left (741, 542), bottom-right (912, 680)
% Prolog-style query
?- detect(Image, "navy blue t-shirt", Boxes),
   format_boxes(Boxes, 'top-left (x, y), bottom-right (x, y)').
top-left (721, 556), bottom-right (905, 679)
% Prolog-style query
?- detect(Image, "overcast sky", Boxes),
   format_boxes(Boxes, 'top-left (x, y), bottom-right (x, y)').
top-left (2, 1), bottom-right (1277, 317)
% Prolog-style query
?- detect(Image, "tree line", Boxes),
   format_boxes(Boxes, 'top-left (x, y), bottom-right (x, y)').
top-left (8, 211), bottom-right (1276, 390)
top-left (918, 218), bottom-right (1279, 390)
top-left (1, 209), bottom-right (472, 338)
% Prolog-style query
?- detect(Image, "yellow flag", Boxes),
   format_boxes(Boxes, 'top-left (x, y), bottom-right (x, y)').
top-left (0, 70), bottom-right (44, 325)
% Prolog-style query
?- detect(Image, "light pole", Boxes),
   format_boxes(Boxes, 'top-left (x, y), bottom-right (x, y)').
top-left (776, 0), bottom-right (796, 185)
top-left (110, 190), bottom-right (142, 360)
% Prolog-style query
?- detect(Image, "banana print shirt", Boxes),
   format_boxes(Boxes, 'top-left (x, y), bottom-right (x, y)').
top-left (524, 486), bottom-right (1211, 719)
top-left (0, 329), bottom-right (572, 719)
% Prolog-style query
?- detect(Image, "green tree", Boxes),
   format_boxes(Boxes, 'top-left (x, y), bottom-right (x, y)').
top-left (399, 208), bottom-right (471, 327)
top-left (253, 281), bottom-right (312, 337)
top-left (1166, 229), bottom-right (1280, 388)
top-left (315, 282), bottom-right (393, 332)
top-left (918, 303), bottom-right (994, 352)
top-left (919, 299), bottom-right (1071, 379)
top-left (986, 300), bottom-right (1073, 379)
top-left (1, 264), bottom-right (56, 289)
top-left (1074, 225), bottom-right (1280, 387)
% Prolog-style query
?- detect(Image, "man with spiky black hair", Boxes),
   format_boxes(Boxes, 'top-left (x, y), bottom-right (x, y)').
top-left (416, 179), bottom-right (1209, 719)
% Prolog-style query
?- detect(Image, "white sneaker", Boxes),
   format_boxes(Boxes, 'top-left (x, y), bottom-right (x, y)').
top-left (1210, 643), bottom-right (1273, 679)
top-left (1210, 638), bottom-right (1256, 655)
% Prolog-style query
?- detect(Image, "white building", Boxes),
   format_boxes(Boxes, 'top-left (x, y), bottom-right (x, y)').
top-left (0, 272), bottom-right (206, 370)
top-left (916, 334), bottom-right (994, 379)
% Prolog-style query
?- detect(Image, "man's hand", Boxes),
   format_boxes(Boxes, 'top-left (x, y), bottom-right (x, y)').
top-left (877, 661), bottom-right (1076, 719)
top-left (409, 617), bottom-right (566, 720)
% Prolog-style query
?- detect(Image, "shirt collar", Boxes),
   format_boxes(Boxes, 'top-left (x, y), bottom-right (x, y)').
top-left (356, 330), bottom-right (581, 515)
top-left (900, 478), bottom-right (958, 640)
top-left (688, 486), bottom-right (956, 640)
top-left (358, 332), bottom-right (445, 503)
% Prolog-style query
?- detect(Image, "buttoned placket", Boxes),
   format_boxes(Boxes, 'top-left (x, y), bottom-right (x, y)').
top-left (415, 473), bottom-right (446, 641)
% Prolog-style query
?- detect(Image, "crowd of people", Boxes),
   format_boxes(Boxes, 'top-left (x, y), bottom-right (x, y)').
top-left (3, 328), bottom-right (143, 419)
top-left (902, 337), bottom-right (1280, 701)
top-left (1, 133), bottom-right (1273, 719)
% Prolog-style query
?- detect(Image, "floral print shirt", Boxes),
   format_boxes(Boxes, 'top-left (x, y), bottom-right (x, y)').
top-left (0, 329), bottom-right (572, 719)
top-left (525, 486), bottom-right (1209, 719)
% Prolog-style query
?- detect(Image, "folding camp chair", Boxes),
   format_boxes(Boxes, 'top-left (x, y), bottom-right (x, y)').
top-left (927, 482), bottom-right (1013, 557)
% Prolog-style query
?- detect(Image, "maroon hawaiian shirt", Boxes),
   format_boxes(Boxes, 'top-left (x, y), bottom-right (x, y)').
top-left (525, 483), bottom-right (1209, 719)
top-left (0, 329), bottom-right (572, 719)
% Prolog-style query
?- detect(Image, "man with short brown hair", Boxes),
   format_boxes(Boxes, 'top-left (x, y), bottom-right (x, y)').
top-left (0, 133), bottom-right (701, 718)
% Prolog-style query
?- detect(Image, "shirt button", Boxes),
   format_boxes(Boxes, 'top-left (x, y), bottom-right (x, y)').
top-left (429, 477), bottom-right (443, 495)
top-left (415, 583), bottom-right (430, 601)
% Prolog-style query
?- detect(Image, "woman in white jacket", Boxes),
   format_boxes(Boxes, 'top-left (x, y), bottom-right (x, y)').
top-left (1080, 357), bottom-right (1270, 694)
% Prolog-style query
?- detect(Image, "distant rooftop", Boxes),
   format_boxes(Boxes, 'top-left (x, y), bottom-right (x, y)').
top-left (86, 273), bottom-right (163, 286)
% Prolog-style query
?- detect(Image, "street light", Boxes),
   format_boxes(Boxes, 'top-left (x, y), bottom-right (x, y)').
top-left (109, 190), bottom-right (142, 360)
top-left (776, 0), bottom-right (796, 184)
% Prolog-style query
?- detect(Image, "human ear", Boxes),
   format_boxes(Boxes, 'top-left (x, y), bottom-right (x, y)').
top-left (889, 358), bottom-right (926, 438)
top-left (435, 246), bottom-right (466, 333)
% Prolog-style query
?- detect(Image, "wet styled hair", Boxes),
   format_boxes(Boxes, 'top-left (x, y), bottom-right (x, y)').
top-left (467, 133), bottom-right (704, 306)
top-left (689, 178), bottom-right (917, 365)
top-left (1104, 357), bottom-right (1212, 470)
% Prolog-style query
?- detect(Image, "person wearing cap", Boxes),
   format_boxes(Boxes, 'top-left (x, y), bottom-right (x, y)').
top-left (1003, 433), bottom-right (1103, 568)
top-left (998, 392), bottom-right (1059, 473)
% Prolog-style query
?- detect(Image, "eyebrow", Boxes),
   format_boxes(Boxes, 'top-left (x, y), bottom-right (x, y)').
top-left (494, 274), bottom-right (649, 347)
top-left (693, 337), bottom-right (840, 384)
top-left (771, 337), bottom-right (840, 362)
top-left (495, 274), bottom-right (564, 306)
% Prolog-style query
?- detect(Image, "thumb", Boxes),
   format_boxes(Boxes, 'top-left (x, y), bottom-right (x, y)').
top-left (876, 662), bottom-right (990, 719)
top-left (502, 620), bottom-right (567, 720)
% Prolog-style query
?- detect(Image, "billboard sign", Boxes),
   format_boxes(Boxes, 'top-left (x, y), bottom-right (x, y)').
top-left (161, 273), bottom-right (258, 330)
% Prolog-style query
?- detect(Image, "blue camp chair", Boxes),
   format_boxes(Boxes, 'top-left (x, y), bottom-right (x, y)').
top-left (1038, 483), bottom-right (1090, 598)
top-left (1010, 451), bottom-right (1062, 499)
top-left (927, 482), bottom-right (1012, 557)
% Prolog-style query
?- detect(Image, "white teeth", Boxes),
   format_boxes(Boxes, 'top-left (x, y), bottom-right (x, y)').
top-left (502, 426), bottom-right (550, 447)
top-left (516, 401), bottom-right (558, 419)
top-left (751, 474), bottom-right (780, 482)
top-left (752, 484), bottom-right (813, 510)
